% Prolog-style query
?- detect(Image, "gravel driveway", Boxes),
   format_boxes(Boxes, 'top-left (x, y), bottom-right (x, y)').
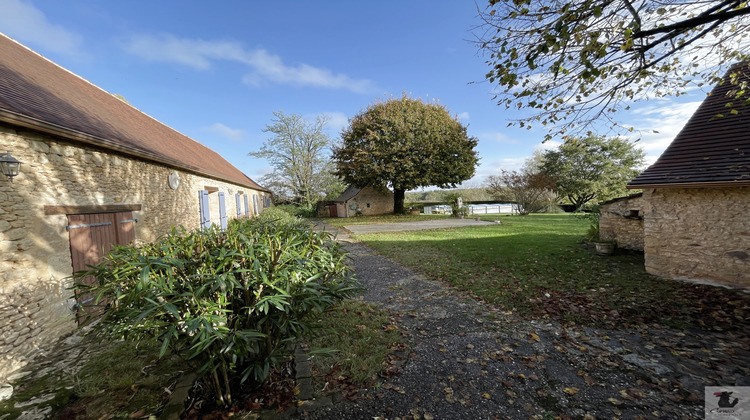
top-left (343, 218), bottom-right (495, 234)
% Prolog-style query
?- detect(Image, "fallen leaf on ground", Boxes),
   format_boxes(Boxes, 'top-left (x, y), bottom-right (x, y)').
top-left (563, 387), bottom-right (579, 395)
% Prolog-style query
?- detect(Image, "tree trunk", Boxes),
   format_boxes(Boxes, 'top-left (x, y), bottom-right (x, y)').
top-left (393, 188), bottom-right (406, 214)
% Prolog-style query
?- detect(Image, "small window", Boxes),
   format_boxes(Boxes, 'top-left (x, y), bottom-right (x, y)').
top-left (626, 209), bottom-right (642, 219)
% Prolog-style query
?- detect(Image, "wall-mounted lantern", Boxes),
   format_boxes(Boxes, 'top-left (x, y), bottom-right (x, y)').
top-left (0, 151), bottom-right (21, 182)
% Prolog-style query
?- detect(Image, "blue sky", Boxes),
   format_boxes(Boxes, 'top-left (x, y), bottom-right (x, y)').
top-left (0, 0), bottom-right (707, 189)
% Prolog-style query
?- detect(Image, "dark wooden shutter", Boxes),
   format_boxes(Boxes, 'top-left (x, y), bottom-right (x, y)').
top-left (199, 190), bottom-right (211, 229)
top-left (218, 192), bottom-right (227, 230)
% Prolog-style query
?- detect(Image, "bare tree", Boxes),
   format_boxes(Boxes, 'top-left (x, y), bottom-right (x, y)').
top-left (486, 169), bottom-right (556, 215)
top-left (250, 111), bottom-right (343, 206)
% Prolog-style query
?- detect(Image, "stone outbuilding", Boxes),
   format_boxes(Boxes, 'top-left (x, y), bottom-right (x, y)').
top-left (598, 193), bottom-right (644, 251)
top-left (0, 33), bottom-right (270, 380)
top-left (627, 62), bottom-right (750, 289)
top-left (332, 186), bottom-right (394, 217)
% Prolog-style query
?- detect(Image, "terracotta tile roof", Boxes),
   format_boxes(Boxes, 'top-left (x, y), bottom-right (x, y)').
top-left (628, 62), bottom-right (750, 189)
top-left (0, 33), bottom-right (267, 192)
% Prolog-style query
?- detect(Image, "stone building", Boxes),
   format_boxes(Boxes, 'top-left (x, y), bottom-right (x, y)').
top-left (0, 34), bottom-right (270, 380)
top-left (333, 186), bottom-right (394, 217)
top-left (627, 62), bottom-right (750, 289)
top-left (598, 193), bottom-right (644, 251)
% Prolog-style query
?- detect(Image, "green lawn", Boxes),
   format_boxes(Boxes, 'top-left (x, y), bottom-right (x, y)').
top-left (353, 214), bottom-right (749, 330)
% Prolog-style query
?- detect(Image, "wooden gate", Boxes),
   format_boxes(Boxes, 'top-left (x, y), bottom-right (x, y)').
top-left (67, 211), bottom-right (136, 321)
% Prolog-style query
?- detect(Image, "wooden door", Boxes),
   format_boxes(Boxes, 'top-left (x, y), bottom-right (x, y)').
top-left (67, 211), bottom-right (136, 321)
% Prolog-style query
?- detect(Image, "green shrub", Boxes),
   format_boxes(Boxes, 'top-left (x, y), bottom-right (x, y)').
top-left (272, 204), bottom-right (317, 218)
top-left (577, 204), bottom-right (601, 240)
top-left (72, 217), bottom-right (360, 406)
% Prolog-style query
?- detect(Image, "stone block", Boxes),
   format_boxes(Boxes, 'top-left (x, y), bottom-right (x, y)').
top-left (28, 140), bottom-right (50, 154)
top-left (0, 241), bottom-right (17, 252)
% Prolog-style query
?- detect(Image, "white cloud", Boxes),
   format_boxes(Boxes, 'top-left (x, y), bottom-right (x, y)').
top-left (123, 33), bottom-right (376, 93)
top-left (457, 112), bottom-right (470, 121)
top-left (479, 157), bottom-right (527, 175)
top-left (533, 140), bottom-right (561, 152)
top-left (203, 123), bottom-right (245, 143)
top-left (320, 112), bottom-right (349, 133)
top-left (479, 131), bottom-right (521, 145)
top-left (628, 101), bottom-right (702, 153)
top-left (0, 0), bottom-right (83, 55)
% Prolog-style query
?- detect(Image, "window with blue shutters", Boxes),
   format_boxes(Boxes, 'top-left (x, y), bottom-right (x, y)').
top-left (218, 192), bottom-right (227, 230)
top-left (235, 193), bottom-right (242, 218)
top-left (198, 190), bottom-right (211, 229)
top-left (243, 194), bottom-right (250, 216)
top-left (253, 194), bottom-right (260, 215)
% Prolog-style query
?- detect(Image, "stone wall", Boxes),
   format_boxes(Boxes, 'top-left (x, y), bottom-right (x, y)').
top-left (344, 186), bottom-right (393, 217)
top-left (599, 194), bottom-right (644, 251)
top-left (642, 187), bottom-right (750, 288)
top-left (0, 122), bottom-right (269, 381)
top-left (316, 200), bottom-right (335, 217)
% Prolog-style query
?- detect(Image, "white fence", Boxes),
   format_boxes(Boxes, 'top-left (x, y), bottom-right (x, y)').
top-left (467, 203), bottom-right (521, 214)
top-left (423, 203), bottom-right (521, 215)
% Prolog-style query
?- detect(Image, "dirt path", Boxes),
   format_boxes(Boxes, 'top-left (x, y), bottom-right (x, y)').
top-left (299, 222), bottom-right (750, 419)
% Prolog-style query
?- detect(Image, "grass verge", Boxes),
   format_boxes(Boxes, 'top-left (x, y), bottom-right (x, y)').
top-left (354, 213), bottom-right (750, 330)
top-left (307, 300), bottom-right (405, 398)
top-left (1, 301), bottom-right (405, 418)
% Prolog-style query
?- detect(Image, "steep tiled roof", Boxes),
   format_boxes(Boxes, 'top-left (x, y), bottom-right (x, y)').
top-left (0, 33), bottom-right (266, 191)
top-left (334, 186), bottom-right (362, 202)
top-left (628, 62), bottom-right (750, 189)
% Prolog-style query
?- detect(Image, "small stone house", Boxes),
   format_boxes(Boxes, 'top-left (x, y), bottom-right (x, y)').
top-left (598, 193), bottom-right (644, 251)
top-left (0, 34), bottom-right (270, 380)
top-left (627, 62), bottom-right (750, 288)
top-left (332, 186), bottom-right (394, 217)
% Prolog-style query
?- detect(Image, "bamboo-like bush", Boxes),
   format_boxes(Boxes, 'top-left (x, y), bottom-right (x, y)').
top-left (72, 210), bottom-right (359, 405)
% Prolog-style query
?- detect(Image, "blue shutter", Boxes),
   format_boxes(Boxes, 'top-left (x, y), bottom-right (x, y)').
top-left (252, 195), bottom-right (260, 214)
top-left (198, 190), bottom-right (210, 229)
top-left (243, 194), bottom-right (249, 216)
top-left (218, 192), bottom-right (227, 230)
top-left (235, 193), bottom-right (242, 218)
